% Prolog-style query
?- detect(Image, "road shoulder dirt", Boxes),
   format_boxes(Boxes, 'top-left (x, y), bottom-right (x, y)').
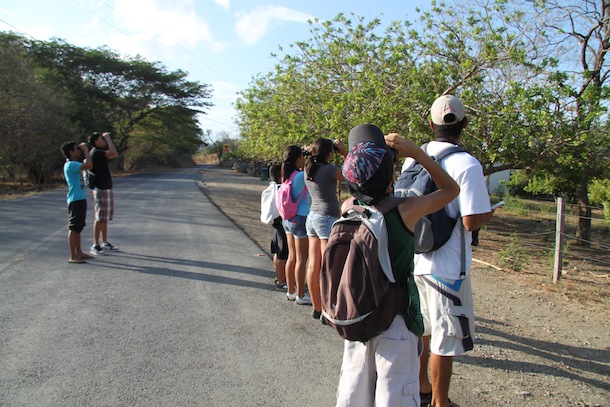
top-left (199, 165), bottom-right (609, 407)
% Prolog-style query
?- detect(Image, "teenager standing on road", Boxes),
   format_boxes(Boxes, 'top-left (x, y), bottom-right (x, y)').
top-left (334, 124), bottom-right (459, 406)
top-left (304, 137), bottom-right (346, 322)
top-left (280, 146), bottom-right (311, 305)
top-left (61, 141), bottom-right (94, 264)
top-left (269, 164), bottom-right (288, 290)
top-left (89, 132), bottom-right (119, 255)
top-left (403, 95), bottom-right (494, 407)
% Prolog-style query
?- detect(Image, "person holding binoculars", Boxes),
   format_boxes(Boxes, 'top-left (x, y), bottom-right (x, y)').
top-left (88, 131), bottom-right (119, 256)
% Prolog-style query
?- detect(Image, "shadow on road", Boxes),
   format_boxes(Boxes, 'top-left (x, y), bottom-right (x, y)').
top-left (87, 251), bottom-right (275, 292)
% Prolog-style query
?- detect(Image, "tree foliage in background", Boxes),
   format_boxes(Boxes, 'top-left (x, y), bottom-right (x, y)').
top-left (0, 33), bottom-right (75, 184)
top-left (0, 31), bottom-right (213, 181)
top-left (234, 0), bottom-right (610, 244)
top-left (516, 0), bottom-right (610, 243)
top-left (124, 106), bottom-right (204, 170)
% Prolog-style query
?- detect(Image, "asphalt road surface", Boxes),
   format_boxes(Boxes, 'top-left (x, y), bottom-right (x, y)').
top-left (0, 167), bottom-right (343, 406)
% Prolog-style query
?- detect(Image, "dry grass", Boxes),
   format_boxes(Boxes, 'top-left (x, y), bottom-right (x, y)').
top-left (474, 208), bottom-right (610, 312)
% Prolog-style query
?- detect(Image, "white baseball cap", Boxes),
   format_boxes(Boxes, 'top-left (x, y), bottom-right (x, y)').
top-left (430, 95), bottom-right (466, 126)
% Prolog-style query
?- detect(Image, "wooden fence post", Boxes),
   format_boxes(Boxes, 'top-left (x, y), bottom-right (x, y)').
top-left (553, 196), bottom-right (566, 283)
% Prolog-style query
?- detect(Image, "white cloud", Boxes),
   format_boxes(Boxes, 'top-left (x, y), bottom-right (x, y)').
top-left (235, 6), bottom-right (313, 45)
top-left (111, 0), bottom-right (214, 49)
top-left (214, 0), bottom-right (230, 10)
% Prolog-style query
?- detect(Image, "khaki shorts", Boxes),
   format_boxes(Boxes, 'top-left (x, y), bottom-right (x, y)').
top-left (335, 316), bottom-right (420, 407)
top-left (415, 274), bottom-right (475, 356)
top-left (93, 188), bottom-right (114, 222)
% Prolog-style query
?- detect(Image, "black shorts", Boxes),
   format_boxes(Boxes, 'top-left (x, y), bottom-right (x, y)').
top-left (271, 217), bottom-right (288, 260)
top-left (68, 199), bottom-right (87, 233)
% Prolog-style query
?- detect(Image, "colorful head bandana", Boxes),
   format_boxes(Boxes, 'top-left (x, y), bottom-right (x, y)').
top-left (342, 124), bottom-right (395, 205)
top-left (342, 142), bottom-right (388, 186)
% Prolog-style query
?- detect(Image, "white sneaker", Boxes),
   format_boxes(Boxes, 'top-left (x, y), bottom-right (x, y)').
top-left (90, 244), bottom-right (105, 256)
top-left (296, 293), bottom-right (312, 305)
top-left (101, 242), bottom-right (118, 251)
top-left (286, 292), bottom-right (297, 301)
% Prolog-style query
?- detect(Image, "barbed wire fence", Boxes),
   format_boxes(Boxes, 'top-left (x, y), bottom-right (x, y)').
top-left (481, 197), bottom-right (610, 283)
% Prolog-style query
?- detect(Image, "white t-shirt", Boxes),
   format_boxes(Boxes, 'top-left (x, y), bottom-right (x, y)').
top-left (401, 141), bottom-right (491, 279)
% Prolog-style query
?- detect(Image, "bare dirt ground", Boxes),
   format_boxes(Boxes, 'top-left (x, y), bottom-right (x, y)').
top-left (198, 165), bottom-right (609, 407)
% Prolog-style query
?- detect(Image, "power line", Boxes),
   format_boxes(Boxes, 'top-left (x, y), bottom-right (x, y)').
top-left (87, 0), bottom-right (231, 84)
top-left (0, 16), bottom-right (38, 40)
top-left (70, 0), bottom-right (179, 70)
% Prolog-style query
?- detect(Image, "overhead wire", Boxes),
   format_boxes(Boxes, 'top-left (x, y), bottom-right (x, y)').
top-left (70, 0), bottom-right (239, 130)
top-left (96, 0), bottom-right (232, 84)
top-left (0, 17), bottom-right (26, 35)
top-left (1, 7), bottom-right (237, 132)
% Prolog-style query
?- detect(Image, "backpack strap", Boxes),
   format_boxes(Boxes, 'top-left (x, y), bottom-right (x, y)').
top-left (433, 145), bottom-right (466, 161)
top-left (340, 196), bottom-right (406, 283)
top-left (286, 170), bottom-right (308, 205)
top-left (459, 221), bottom-right (466, 280)
top-left (372, 195), bottom-right (407, 215)
top-left (342, 196), bottom-right (406, 216)
top-left (295, 184), bottom-right (307, 204)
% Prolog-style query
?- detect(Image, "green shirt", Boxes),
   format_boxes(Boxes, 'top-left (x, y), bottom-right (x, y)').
top-left (385, 208), bottom-right (424, 336)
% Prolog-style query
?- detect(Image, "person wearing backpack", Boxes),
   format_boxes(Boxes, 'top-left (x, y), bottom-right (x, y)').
top-left (260, 164), bottom-right (288, 290)
top-left (279, 146), bottom-right (311, 304)
top-left (270, 164), bottom-right (289, 290)
top-left (333, 124), bottom-right (459, 407)
top-left (400, 95), bottom-right (494, 407)
top-left (304, 137), bottom-right (347, 323)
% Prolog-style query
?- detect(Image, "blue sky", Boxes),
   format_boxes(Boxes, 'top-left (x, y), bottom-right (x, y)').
top-left (0, 0), bottom-right (423, 139)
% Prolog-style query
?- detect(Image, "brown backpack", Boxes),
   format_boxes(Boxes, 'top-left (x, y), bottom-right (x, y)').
top-left (320, 196), bottom-right (407, 342)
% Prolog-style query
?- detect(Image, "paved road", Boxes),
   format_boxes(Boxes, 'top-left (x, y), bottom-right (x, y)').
top-left (0, 167), bottom-right (343, 406)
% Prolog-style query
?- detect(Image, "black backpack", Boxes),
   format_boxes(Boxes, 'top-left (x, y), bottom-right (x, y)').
top-left (394, 144), bottom-right (465, 253)
top-left (320, 196), bottom-right (408, 343)
top-left (85, 170), bottom-right (96, 189)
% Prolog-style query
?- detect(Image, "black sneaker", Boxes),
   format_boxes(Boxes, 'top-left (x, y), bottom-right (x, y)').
top-left (420, 391), bottom-right (432, 406)
top-left (313, 310), bottom-right (328, 325)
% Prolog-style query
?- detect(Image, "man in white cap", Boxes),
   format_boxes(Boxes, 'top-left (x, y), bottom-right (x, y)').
top-left (401, 95), bottom-right (494, 407)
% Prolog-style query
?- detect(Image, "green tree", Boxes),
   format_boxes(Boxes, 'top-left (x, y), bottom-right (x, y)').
top-left (0, 33), bottom-right (75, 184)
top-left (234, 1), bottom-right (610, 245)
top-left (0, 31), bottom-right (214, 179)
top-left (124, 106), bottom-right (204, 169)
top-left (202, 131), bottom-right (237, 166)
top-left (500, 0), bottom-right (610, 244)
top-left (235, 14), bottom-right (427, 160)
top-left (26, 37), bottom-right (213, 160)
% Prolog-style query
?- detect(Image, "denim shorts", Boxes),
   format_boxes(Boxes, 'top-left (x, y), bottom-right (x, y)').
top-left (306, 212), bottom-right (338, 240)
top-left (282, 215), bottom-right (308, 239)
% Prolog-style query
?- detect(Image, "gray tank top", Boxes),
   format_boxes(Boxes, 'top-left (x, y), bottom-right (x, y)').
top-left (305, 163), bottom-right (341, 217)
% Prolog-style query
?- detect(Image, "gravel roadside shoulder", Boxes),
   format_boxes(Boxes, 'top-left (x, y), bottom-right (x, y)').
top-left (198, 165), bottom-right (610, 407)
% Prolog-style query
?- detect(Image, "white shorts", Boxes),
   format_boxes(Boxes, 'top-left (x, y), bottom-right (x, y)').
top-left (415, 274), bottom-right (475, 356)
top-left (335, 316), bottom-right (420, 407)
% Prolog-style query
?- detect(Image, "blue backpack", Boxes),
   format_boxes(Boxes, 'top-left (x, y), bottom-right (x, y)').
top-left (394, 145), bottom-right (465, 253)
